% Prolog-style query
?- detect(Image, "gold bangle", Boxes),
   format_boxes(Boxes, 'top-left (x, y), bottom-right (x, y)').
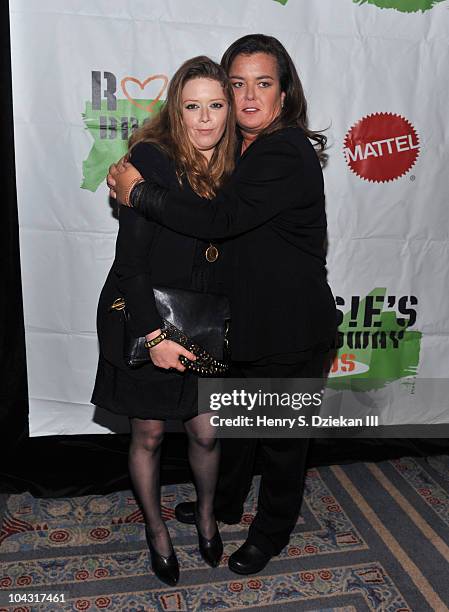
top-left (144, 331), bottom-right (167, 349)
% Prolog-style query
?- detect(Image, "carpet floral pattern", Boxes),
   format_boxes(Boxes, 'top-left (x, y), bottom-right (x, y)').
top-left (1, 456), bottom-right (448, 611)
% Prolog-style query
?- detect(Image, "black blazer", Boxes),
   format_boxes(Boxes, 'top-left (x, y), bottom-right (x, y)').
top-left (132, 127), bottom-right (337, 361)
top-left (96, 142), bottom-right (231, 369)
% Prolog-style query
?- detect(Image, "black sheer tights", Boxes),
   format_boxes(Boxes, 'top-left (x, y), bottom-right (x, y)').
top-left (128, 418), bottom-right (170, 555)
top-left (184, 413), bottom-right (220, 539)
top-left (129, 414), bottom-right (219, 556)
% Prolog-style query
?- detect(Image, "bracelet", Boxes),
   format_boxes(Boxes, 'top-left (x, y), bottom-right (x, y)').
top-left (144, 331), bottom-right (167, 349)
top-left (124, 177), bottom-right (145, 207)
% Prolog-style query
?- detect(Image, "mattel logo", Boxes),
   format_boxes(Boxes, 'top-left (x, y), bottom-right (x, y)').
top-left (343, 112), bottom-right (420, 182)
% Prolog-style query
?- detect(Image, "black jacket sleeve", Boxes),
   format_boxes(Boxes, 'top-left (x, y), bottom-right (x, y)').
top-left (113, 143), bottom-right (169, 336)
top-left (132, 134), bottom-right (321, 240)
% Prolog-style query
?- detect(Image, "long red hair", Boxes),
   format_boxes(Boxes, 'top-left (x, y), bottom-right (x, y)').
top-left (129, 56), bottom-right (236, 198)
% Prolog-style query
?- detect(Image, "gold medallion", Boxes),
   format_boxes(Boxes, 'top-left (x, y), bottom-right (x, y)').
top-left (205, 244), bottom-right (219, 262)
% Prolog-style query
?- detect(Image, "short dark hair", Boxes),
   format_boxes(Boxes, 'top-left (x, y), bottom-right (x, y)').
top-left (221, 34), bottom-right (326, 160)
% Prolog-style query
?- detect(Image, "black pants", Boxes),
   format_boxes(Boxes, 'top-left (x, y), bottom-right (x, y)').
top-left (213, 346), bottom-right (328, 556)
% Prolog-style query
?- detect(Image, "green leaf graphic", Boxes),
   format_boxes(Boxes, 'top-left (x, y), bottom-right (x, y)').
top-left (329, 288), bottom-right (422, 391)
top-left (353, 0), bottom-right (446, 13)
top-left (81, 99), bottom-right (164, 192)
top-left (274, 0), bottom-right (447, 10)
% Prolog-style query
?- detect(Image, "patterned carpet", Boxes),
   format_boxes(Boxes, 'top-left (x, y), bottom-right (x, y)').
top-left (1, 455), bottom-right (449, 611)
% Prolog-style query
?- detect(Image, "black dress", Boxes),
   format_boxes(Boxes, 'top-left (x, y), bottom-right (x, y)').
top-left (91, 142), bottom-right (231, 421)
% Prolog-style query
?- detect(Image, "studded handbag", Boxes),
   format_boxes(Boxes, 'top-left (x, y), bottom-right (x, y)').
top-left (110, 286), bottom-right (230, 375)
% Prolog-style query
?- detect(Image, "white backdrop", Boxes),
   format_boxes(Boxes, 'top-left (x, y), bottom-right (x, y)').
top-left (9, 0), bottom-right (449, 435)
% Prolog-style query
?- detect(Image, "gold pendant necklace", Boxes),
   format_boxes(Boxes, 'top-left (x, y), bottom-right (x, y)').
top-left (205, 243), bottom-right (219, 262)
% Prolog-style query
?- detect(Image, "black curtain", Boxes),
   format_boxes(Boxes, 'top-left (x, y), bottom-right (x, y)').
top-left (1, 1), bottom-right (446, 499)
top-left (1, 0), bottom-right (29, 477)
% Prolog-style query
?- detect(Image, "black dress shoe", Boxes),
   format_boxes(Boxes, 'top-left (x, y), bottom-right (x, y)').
top-left (175, 501), bottom-right (196, 525)
top-left (194, 507), bottom-right (223, 568)
top-left (228, 541), bottom-right (272, 575)
top-left (145, 526), bottom-right (179, 586)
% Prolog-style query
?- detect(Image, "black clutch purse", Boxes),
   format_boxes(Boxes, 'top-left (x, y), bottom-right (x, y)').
top-left (110, 286), bottom-right (231, 375)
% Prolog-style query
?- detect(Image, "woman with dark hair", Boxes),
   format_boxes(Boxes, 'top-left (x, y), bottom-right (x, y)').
top-left (108, 34), bottom-right (337, 575)
top-left (92, 56), bottom-right (236, 585)
top-left (221, 32), bottom-right (327, 156)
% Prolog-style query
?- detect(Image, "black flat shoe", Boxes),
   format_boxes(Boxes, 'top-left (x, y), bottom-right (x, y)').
top-left (145, 526), bottom-right (179, 586)
top-left (175, 501), bottom-right (196, 525)
top-left (194, 507), bottom-right (223, 568)
top-left (228, 541), bottom-right (272, 575)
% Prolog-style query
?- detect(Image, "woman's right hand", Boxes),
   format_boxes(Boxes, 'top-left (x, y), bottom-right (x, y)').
top-left (106, 155), bottom-right (128, 199)
top-left (146, 330), bottom-right (196, 372)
